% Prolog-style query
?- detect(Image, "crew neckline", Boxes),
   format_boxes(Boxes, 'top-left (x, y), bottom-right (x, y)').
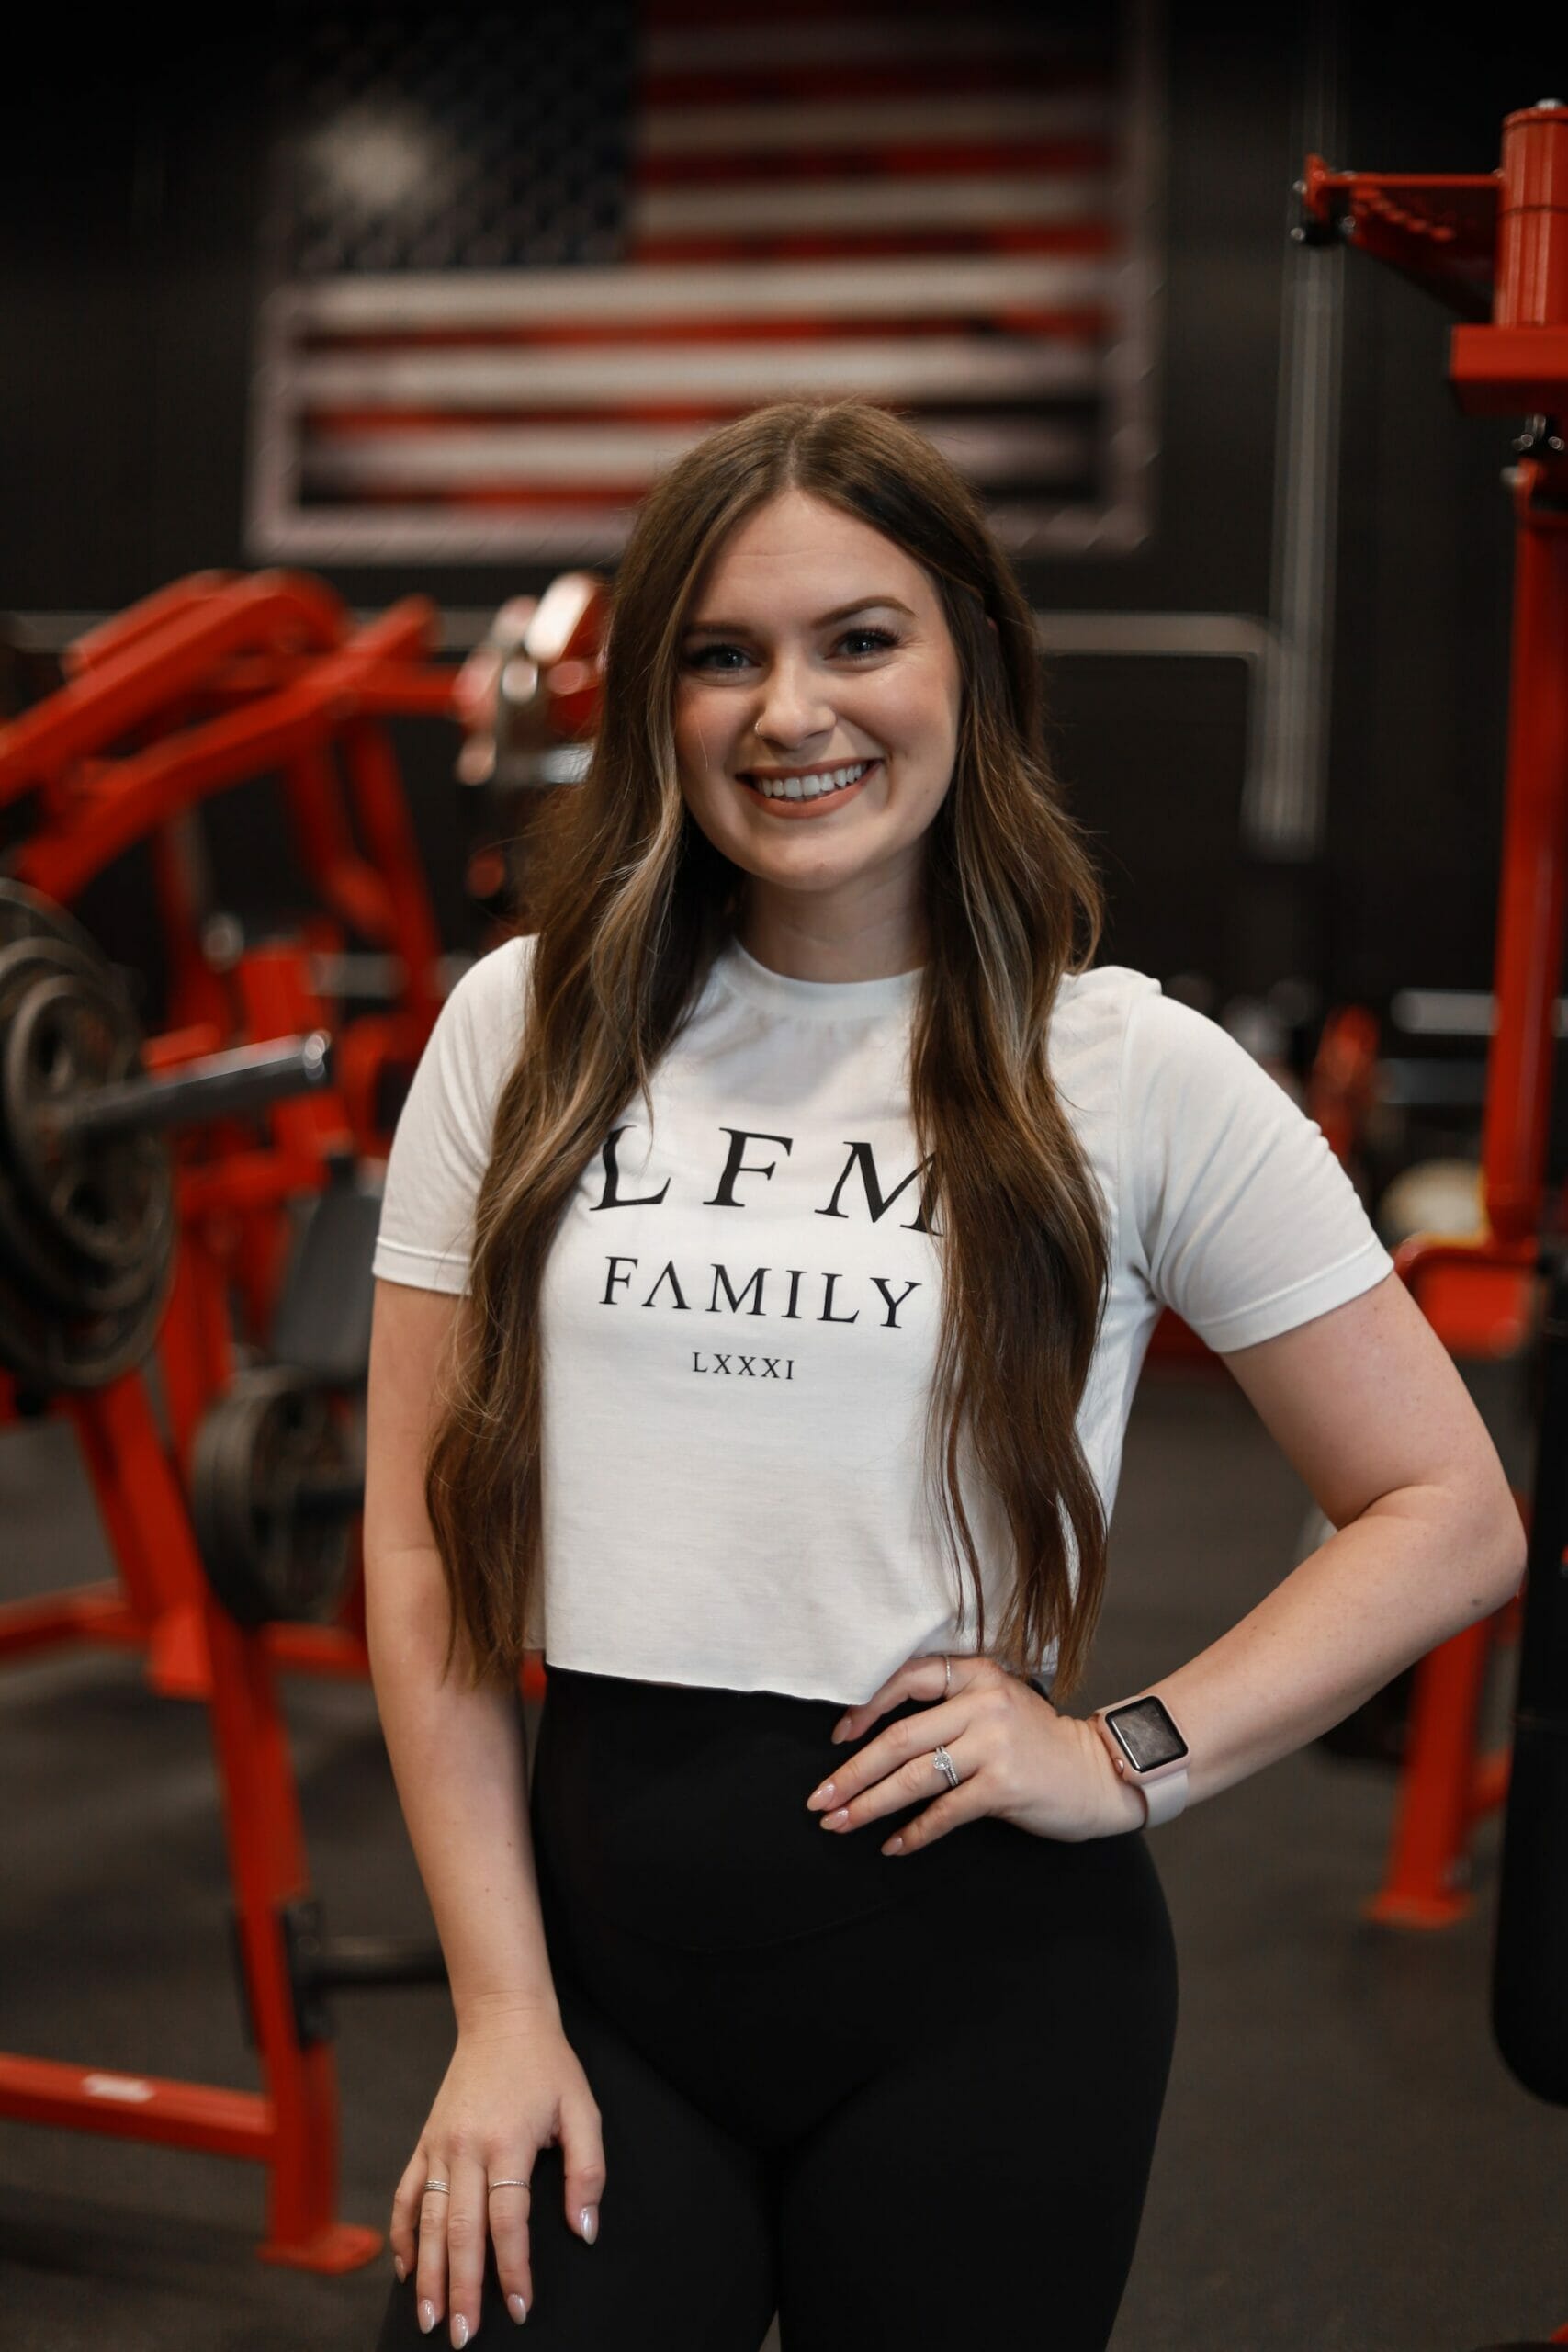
top-left (715, 934), bottom-right (924, 1022)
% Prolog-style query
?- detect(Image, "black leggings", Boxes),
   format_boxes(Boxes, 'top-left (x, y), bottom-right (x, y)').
top-left (376, 1666), bottom-right (1179, 2351)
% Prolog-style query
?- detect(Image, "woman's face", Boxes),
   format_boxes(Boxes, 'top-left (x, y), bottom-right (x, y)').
top-left (671, 488), bottom-right (964, 967)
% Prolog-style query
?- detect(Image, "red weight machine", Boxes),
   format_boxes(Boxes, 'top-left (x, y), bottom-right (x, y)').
top-left (0, 573), bottom-right (463, 1700)
top-left (1293, 105), bottom-right (1567, 1944)
top-left (0, 569), bottom-right (449, 1153)
top-left (1296, 97), bottom-right (1568, 2352)
top-left (0, 577), bottom-right (601, 2266)
top-left (0, 905), bottom-right (390, 2270)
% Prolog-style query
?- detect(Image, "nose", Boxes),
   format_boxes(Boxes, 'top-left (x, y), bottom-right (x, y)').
top-left (752, 649), bottom-right (835, 752)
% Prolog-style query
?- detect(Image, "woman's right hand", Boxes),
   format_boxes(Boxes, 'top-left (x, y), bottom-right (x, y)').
top-left (390, 1998), bottom-right (605, 2344)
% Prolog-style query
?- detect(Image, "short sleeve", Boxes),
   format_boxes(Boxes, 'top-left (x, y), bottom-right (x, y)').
top-left (371, 934), bottom-right (533, 1295)
top-left (1121, 980), bottom-right (1395, 1352)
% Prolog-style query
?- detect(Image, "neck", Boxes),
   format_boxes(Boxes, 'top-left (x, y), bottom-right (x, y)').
top-left (735, 900), bottom-right (927, 986)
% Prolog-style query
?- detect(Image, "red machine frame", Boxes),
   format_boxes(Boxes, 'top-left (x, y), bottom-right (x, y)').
top-left (1295, 103), bottom-right (1567, 1939)
top-left (0, 587), bottom-right (545, 2266)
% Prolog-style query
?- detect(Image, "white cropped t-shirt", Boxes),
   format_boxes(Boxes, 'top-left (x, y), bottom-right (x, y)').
top-left (371, 933), bottom-right (1395, 1705)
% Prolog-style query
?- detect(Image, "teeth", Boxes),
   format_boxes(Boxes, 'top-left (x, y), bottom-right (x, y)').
top-left (750, 761), bottom-right (870, 801)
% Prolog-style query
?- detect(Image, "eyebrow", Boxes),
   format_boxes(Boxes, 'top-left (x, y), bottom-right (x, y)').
top-left (682, 596), bottom-right (916, 635)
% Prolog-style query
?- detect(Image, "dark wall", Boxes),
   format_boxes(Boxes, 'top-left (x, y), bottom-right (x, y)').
top-left (1329, 21), bottom-right (1530, 1010)
top-left (0, 8), bottom-right (1549, 1023)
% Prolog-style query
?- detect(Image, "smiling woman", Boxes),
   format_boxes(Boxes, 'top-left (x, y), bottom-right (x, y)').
top-left (426, 402), bottom-right (1117, 1710)
top-left (362, 398), bottom-right (1522, 2352)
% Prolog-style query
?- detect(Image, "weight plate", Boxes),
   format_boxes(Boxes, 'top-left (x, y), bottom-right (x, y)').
top-left (0, 878), bottom-right (107, 965)
top-left (191, 1369), bottom-right (361, 1627)
top-left (217, 1380), bottom-right (272, 1613)
top-left (257, 1379), bottom-right (358, 1624)
top-left (5, 972), bottom-right (172, 1276)
top-left (189, 1387), bottom-right (243, 1604)
top-left (0, 941), bottom-right (171, 1321)
top-left (0, 889), bottom-right (175, 1391)
top-left (192, 1379), bottom-right (277, 1626)
top-left (0, 1244), bottom-right (172, 1394)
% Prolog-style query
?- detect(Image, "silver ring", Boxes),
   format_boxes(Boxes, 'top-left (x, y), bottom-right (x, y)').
top-left (488, 2179), bottom-right (529, 2192)
top-left (942, 1653), bottom-right (952, 1697)
top-left (931, 1744), bottom-right (960, 1790)
top-left (423, 2180), bottom-right (450, 2194)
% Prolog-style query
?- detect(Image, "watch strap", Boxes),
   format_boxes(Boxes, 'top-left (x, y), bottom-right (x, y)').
top-left (1138, 1766), bottom-right (1189, 1826)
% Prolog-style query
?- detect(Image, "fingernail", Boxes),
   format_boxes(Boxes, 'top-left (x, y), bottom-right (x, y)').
top-left (822, 1807), bottom-right (849, 1828)
top-left (829, 1719), bottom-right (848, 1741)
top-left (507, 2293), bottom-right (528, 2324)
top-left (580, 2203), bottom-right (598, 2244)
top-left (418, 2302), bottom-right (436, 2335)
top-left (452, 2318), bottom-right (469, 2348)
top-left (884, 1836), bottom-right (905, 1854)
top-left (394, 2256), bottom-right (406, 2282)
top-left (807, 1781), bottom-right (834, 1808)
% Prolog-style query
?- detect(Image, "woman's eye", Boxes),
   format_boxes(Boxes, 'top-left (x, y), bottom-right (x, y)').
top-left (681, 627), bottom-right (898, 672)
top-left (682, 642), bottom-right (751, 671)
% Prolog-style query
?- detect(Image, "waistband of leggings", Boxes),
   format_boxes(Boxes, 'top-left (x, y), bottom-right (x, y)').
top-left (537, 1663), bottom-right (852, 1734)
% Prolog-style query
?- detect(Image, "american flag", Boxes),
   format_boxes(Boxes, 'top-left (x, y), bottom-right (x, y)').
top-left (248, 0), bottom-right (1156, 563)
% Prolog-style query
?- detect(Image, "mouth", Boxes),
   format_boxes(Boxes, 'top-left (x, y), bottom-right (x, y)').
top-left (735, 757), bottom-right (878, 817)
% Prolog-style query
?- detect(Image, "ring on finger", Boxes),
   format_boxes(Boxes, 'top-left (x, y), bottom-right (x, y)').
top-left (931, 1743), bottom-right (961, 1791)
top-left (423, 2179), bottom-right (450, 2194)
top-left (488, 2179), bottom-right (529, 2191)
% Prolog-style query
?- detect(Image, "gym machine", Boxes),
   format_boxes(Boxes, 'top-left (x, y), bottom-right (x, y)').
top-left (0, 568), bottom-right (447, 1156)
top-left (0, 880), bottom-right (415, 2267)
top-left (1298, 97), bottom-right (1568, 2351)
top-left (0, 570), bottom-right (606, 2264)
top-left (0, 621), bottom-right (446, 2256)
top-left (0, 573), bottom-right (463, 1689)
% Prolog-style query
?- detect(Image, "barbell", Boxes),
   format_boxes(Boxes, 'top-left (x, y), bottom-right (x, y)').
top-left (0, 878), bottom-right (331, 1392)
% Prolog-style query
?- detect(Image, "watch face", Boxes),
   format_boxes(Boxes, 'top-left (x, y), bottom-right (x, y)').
top-left (1108, 1698), bottom-right (1188, 1774)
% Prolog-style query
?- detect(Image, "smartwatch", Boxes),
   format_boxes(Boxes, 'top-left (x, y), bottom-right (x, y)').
top-left (1092, 1695), bottom-right (1190, 1826)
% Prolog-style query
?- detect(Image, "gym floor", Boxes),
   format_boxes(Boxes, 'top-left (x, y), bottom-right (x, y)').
top-left (1, 1356), bottom-right (1559, 2352)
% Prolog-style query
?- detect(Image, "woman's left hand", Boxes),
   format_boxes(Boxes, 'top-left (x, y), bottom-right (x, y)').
top-left (805, 1652), bottom-right (1148, 1853)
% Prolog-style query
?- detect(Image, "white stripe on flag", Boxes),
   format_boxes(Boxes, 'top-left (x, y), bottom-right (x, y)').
top-left (253, 509), bottom-right (648, 560)
top-left (292, 337), bottom-right (1103, 410)
top-left (299, 418), bottom-right (1093, 490)
top-left (632, 172), bottom-right (1111, 237)
top-left (286, 254), bottom-right (1111, 330)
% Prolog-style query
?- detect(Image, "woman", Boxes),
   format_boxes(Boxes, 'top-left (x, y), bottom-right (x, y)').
top-left (367, 400), bottom-right (1523, 2351)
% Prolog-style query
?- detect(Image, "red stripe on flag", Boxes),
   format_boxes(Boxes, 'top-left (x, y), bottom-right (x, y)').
top-left (627, 226), bottom-right (1117, 266)
top-left (300, 311), bottom-right (1109, 355)
top-left (635, 138), bottom-right (1113, 187)
top-left (303, 398), bottom-right (1094, 438)
top-left (306, 404), bottom-right (760, 432)
top-left (334, 483), bottom-right (659, 510)
top-left (639, 59), bottom-right (1111, 106)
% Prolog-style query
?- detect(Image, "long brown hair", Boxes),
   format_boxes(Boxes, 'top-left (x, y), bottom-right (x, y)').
top-left (426, 399), bottom-right (1113, 1700)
